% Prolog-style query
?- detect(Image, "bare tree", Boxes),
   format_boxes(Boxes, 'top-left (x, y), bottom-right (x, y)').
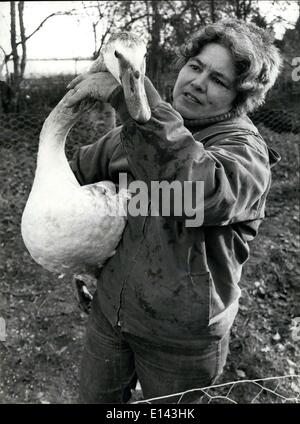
top-left (3, 1), bottom-right (79, 110)
top-left (81, 1), bottom-right (145, 60)
top-left (93, 1), bottom-right (122, 58)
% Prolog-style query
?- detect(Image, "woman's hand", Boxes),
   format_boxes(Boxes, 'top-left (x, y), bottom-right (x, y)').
top-left (65, 71), bottom-right (120, 108)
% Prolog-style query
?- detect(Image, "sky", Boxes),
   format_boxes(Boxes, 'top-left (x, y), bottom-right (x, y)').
top-left (0, 0), bottom-right (299, 61)
top-left (0, 1), bottom-right (97, 59)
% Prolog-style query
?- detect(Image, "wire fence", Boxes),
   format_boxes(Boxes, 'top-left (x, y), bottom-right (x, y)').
top-left (0, 107), bottom-right (299, 172)
top-left (131, 375), bottom-right (300, 404)
top-left (250, 108), bottom-right (300, 134)
top-left (0, 104), bottom-right (116, 159)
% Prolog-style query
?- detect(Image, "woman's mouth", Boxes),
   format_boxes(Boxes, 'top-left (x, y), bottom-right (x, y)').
top-left (184, 92), bottom-right (202, 104)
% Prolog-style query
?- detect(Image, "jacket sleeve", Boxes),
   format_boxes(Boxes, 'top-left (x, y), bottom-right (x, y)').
top-left (68, 81), bottom-right (164, 186)
top-left (69, 127), bottom-right (121, 186)
top-left (114, 83), bottom-right (271, 226)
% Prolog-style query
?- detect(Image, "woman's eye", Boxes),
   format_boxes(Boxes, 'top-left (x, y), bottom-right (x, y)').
top-left (189, 64), bottom-right (200, 71)
top-left (212, 76), bottom-right (226, 87)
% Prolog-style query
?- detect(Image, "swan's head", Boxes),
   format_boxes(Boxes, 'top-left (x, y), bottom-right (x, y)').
top-left (102, 32), bottom-right (151, 124)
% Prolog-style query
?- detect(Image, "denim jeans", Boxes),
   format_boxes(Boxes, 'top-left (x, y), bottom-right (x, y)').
top-left (78, 296), bottom-right (230, 404)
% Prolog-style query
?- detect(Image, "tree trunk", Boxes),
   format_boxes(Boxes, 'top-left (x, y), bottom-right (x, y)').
top-left (10, 1), bottom-right (20, 110)
top-left (210, 0), bottom-right (216, 22)
top-left (235, 0), bottom-right (241, 19)
top-left (147, 0), bottom-right (162, 92)
top-left (10, 2), bottom-right (19, 87)
top-left (18, 1), bottom-right (26, 80)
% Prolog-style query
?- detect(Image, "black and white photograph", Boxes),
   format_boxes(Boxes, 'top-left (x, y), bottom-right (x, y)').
top-left (0, 0), bottom-right (299, 408)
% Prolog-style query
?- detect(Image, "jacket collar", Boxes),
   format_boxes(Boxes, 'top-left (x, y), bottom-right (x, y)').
top-left (183, 111), bottom-right (234, 133)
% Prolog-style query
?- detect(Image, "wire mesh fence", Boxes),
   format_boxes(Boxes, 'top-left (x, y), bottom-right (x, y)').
top-left (0, 106), bottom-right (299, 171)
top-left (0, 104), bottom-right (116, 159)
top-left (131, 375), bottom-right (300, 404)
top-left (250, 109), bottom-right (300, 134)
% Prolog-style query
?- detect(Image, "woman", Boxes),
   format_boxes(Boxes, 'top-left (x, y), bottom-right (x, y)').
top-left (67, 19), bottom-right (282, 403)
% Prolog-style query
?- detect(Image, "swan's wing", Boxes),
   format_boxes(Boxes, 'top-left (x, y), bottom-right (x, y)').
top-left (81, 181), bottom-right (130, 218)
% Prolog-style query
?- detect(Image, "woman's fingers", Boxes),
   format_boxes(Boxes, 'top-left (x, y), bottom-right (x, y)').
top-left (65, 74), bottom-right (101, 108)
top-left (64, 72), bottom-right (118, 108)
top-left (64, 86), bottom-right (89, 108)
top-left (67, 73), bottom-right (87, 89)
top-left (89, 52), bottom-right (107, 73)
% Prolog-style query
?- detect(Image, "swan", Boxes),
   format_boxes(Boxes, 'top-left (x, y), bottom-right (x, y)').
top-left (21, 32), bottom-right (150, 282)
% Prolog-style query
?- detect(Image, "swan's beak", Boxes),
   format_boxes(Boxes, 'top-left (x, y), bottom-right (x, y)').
top-left (115, 50), bottom-right (151, 124)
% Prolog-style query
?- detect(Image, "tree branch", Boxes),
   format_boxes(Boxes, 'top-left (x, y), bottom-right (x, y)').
top-left (165, 0), bottom-right (177, 13)
top-left (122, 13), bottom-right (151, 30)
top-left (25, 9), bottom-right (77, 44)
top-left (189, 0), bottom-right (208, 25)
top-left (5, 7), bottom-right (78, 63)
top-left (0, 45), bottom-right (9, 79)
top-left (0, 45), bottom-right (8, 58)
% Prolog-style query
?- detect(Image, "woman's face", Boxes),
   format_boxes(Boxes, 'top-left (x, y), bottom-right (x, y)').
top-left (173, 43), bottom-right (237, 119)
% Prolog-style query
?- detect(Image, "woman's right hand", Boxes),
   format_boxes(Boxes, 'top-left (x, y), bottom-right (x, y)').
top-left (65, 72), bottom-right (120, 108)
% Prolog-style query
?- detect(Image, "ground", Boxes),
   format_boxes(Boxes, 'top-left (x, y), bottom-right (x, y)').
top-left (0, 117), bottom-right (299, 404)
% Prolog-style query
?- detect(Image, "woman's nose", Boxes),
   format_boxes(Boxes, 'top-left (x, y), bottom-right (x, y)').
top-left (191, 74), bottom-right (207, 92)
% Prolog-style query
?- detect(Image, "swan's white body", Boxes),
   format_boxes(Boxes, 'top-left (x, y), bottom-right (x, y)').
top-left (21, 100), bottom-right (129, 276)
top-left (21, 32), bottom-right (148, 277)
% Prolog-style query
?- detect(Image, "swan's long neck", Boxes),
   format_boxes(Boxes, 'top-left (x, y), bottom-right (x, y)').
top-left (37, 103), bottom-right (78, 169)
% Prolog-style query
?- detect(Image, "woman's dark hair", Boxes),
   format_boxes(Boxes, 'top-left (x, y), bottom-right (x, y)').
top-left (176, 19), bottom-right (282, 115)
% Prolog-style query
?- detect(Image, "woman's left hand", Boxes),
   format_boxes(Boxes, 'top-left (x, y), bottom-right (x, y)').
top-left (65, 71), bottom-right (120, 108)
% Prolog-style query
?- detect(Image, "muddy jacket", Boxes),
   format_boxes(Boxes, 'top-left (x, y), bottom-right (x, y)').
top-left (70, 84), bottom-right (280, 344)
